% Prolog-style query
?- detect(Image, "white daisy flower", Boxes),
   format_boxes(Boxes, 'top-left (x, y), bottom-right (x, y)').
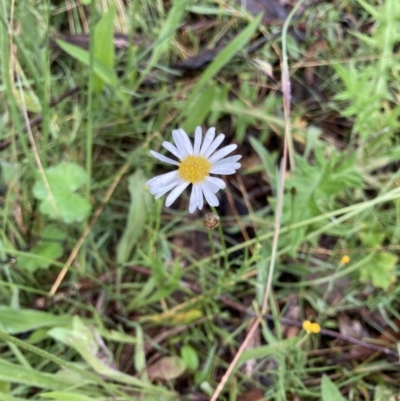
top-left (146, 127), bottom-right (242, 213)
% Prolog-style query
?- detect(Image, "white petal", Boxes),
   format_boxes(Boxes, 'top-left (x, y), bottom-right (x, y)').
top-left (189, 183), bottom-right (204, 213)
top-left (173, 129), bottom-right (193, 158)
top-left (210, 166), bottom-right (238, 175)
top-left (199, 127), bottom-right (216, 156)
top-left (155, 181), bottom-right (180, 199)
top-left (162, 141), bottom-right (182, 159)
top-left (206, 176), bottom-right (226, 190)
top-left (202, 180), bottom-right (219, 193)
top-left (211, 162), bottom-right (241, 171)
top-left (208, 144), bottom-right (237, 163)
top-left (150, 150), bottom-right (179, 166)
top-left (197, 185), bottom-right (204, 210)
top-left (204, 134), bottom-right (225, 158)
top-left (165, 181), bottom-right (190, 207)
top-left (178, 128), bottom-right (194, 155)
top-left (201, 183), bottom-right (219, 207)
top-left (172, 130), bottom-right (189, 159)
top-left (193, 126), bottom-right (202, 156)
top-left (212, 155), bottom-right (242, 166)
top-left (146, 170), bottom-right (179, 188)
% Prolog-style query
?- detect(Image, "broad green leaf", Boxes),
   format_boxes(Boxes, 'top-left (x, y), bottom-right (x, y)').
top-left (32, 162), bottom-right (91, 224)
top-left (181, 345), bottom-right (199, 371)
top-left (0, 359), bottom-right (70, 390)
top-left (182, 13), bottom-right (262, 116)
top-left (0, 306), bottom-right (71, 334)
top-left (48, 317), bottom-right (150, 388)
top-left (56, 39), bottom-right (118, 87)
top-left (321, 375), bottom-right (347, 401)
top-left (93, 4), bottom-right (116, 92)
top-left (16, 225), bottom-right (66, 271)
top-left (116, 171), bottom-right (151, 263)
top-left (359, 252), bottom-right (397, 290)
top-left (183, 83), bottom-right (216, 133)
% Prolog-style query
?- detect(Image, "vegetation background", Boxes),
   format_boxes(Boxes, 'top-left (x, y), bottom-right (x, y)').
top-left (0, 0), bottom-right (400, 400)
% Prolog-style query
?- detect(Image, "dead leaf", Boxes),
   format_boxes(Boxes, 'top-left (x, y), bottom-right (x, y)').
top-left (237, 389), bottom-right (266, 401)
top-left (147, 356), bottom-right (186, 380)
top-left (337, 313), bottom-right (365, 339)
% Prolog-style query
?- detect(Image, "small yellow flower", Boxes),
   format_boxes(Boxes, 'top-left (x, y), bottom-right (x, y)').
top-left (340, 255), bottom-right (351, 265)
top-left (302, 320), bottom-right (321, 334)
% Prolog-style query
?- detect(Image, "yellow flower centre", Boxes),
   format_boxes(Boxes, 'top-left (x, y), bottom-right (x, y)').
top-left (178, 155), bottom-right (211, 184)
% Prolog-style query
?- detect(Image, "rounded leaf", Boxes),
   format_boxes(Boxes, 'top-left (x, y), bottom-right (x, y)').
top-left (147, 356), bottom-right (186, 380)
top-left (33, 163), bottom-right (91, 223)
top-left (181, 345), bottom-right (199, 371)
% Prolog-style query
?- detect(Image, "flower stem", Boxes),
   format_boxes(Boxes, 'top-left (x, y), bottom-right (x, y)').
top-left (210, 207), bottom-right (228, 271)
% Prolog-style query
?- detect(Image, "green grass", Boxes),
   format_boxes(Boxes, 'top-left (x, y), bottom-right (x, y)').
top-left (1, 0), bottom-right (400, 400)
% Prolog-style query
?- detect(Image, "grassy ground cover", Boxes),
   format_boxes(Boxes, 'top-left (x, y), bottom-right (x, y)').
top-left (1, 0), bottom-right (400, 400)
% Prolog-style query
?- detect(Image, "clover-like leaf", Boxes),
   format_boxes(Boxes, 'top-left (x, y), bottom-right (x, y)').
top-left (359, 252), bottom-right (397, 290)
top-left (32, 163), bottom-right (91, 224)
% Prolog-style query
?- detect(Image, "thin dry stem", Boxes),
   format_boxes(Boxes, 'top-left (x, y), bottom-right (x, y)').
top-left (13, 56), bottom-right (60, 219)
top-left (49, 160), bottom-right (130, 295)
top-left (50, 131), bottom-right (157, 295)
top-left (210, 317), bottom-right (262, 401)
top-left (210, 2), bottom-right (304, 399)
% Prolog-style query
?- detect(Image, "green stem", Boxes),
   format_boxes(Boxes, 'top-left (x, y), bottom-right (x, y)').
top-left (210, 207), bottom-right (228, 270)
